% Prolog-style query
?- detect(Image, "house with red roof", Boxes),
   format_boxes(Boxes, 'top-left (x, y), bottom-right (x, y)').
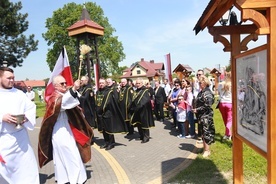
top-left (24, 80), bottom-right (46, 89)
top-left (14, 80), bottom-right (46, 92)
top-left (120, 58), bottom-right (165, 84)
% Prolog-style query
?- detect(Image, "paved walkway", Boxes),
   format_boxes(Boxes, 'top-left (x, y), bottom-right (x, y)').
top-left (29, 118), bottom-right (201, 184)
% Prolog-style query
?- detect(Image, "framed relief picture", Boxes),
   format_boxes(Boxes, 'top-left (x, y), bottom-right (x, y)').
top-left (235, 45), bottom-right (267, 152)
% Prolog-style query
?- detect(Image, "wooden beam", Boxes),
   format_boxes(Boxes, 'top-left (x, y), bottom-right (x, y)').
top-left (240, 33), bottom-right (258, 50)
top-left (236, 0), bottom-right (276, 9)
top-left (242, 9), bottom-right (270, 34)
top-left (209, 24), bottom-right (258, 35)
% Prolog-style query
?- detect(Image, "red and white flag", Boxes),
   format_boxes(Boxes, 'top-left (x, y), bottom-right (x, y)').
top-left (44, 46), bottom-right (73, 102)
top-left (94, 63), bottom-right (99, 91)
top-left (164, 53), bottom-right (172, 84)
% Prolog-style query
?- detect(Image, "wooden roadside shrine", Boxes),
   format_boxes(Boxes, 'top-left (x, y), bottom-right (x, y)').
top-left (194, 0), bottom-right (275, 183)
top-left (173, 64), bottom-right (194, 80)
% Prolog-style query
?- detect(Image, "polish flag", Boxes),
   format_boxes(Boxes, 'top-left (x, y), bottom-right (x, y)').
top-left (94, 63), bottom-right (99, 91)
top-left (44, 46), bottom-right (73, 102)
top-left (164, 53), bottom-right (172, 84)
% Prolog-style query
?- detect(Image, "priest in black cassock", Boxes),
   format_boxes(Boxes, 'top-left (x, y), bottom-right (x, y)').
top-left (118, 78), bottom-right (134, 135)
top-left (95, 78), bottom-right (128, 150)
top-left (129, 78), bottom-right (155, 143)
top-left (78, 76), bottom-right (96, 128)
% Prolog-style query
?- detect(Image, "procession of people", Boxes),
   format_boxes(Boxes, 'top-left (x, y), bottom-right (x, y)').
top-left (0, 64), bottom-right (222, 183)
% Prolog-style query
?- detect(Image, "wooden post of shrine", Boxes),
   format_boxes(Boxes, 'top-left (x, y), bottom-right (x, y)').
top-left (268, 5), bottom-right (276, 184)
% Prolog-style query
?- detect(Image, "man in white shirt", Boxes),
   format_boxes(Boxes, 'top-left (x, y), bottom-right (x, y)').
top-left (162, 79), bottom-right (171, 98)
top-left (26, 86), bottom-right (35, 101)
top-left (193, 69), bottom-right (204, 98)
top-left (37, 88), bottom-right (44, 102)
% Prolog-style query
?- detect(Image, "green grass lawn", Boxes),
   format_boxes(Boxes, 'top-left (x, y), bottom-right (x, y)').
top-left (34, 93), bottom-right (46, 118)
top-left (169, 105), bottom-right (267, 184)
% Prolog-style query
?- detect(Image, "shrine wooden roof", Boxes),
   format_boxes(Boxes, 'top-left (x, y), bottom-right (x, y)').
top-left (194, 0), bottom-right (274, 35)
top-left (173, 64), bottom-right (194, 73)
top-left (210, 68), bottom-right (221, 75)
top-left (67, 7), bottom-right (104, 36)
top-left (194, 0), bottom-right (234, 35)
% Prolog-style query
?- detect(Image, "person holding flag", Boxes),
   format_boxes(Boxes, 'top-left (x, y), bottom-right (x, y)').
top-left (38, 47), bottom-right (93, 184)
top-left (44, 46), bottom-right (74, 102)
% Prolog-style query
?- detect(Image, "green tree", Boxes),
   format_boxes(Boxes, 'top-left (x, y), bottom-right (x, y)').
top-left (0, 0), bottom-right (38, 67)
top-left (110, 65), bottom-right (128, 82)
top-left (43, 2), bottom-right (125, 79)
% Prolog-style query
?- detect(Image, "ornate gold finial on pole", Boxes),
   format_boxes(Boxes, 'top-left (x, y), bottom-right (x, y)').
top-left (78, 44), bottom-right (91, 79)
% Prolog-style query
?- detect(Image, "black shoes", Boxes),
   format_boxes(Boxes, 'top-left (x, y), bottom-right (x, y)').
top-left (100, 144), bottom-right (108, 149)
top-left (100, 143), bottom-right (115, 150)
top-left (126, 132), bottom-right (134, 136)
top-left (105, 144), bottom-right (114, 150)
top-left (141, 138), bottom-right (149, 143)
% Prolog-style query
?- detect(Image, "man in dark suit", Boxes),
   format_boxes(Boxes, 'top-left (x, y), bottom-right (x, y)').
top-left (153, 80), bottom-right (167, 122)
top-left (78, 76), bottom-right (96, 128)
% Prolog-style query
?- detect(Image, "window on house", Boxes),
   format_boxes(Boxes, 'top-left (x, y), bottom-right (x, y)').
top-left (136, 65), bottom-right (140, 68)
top-left (137, 70), bottom-right (141, 75)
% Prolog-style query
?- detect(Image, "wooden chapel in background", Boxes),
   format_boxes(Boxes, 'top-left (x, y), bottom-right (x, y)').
top-left (194, 0), bottom-right (275, 183)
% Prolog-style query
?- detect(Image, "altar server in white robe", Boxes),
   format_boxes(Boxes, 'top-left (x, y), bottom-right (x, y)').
top-left (0, 67), bottom-right (39, 184)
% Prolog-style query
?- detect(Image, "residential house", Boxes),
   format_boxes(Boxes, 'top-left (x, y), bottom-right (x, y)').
top-left (203, 67), bottom-right (212, 76)
top-left (14, 80), bottom-right (46, 92)
top-left (24, 80), bottom-right (46, 90)
top-left (121, 58), bottom-right (165, 85)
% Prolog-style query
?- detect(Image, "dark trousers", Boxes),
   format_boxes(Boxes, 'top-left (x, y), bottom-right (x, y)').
top-left (177, 121), bottom-right (185, 136)
top-left (103, 130), bottom-right (115, 145)
top-left (154, 102), bottom-right (164, 120)
top-left (126, 121), bottom-right (134, 134)
top-left (172, 108), bottom-right (177, 127)
top-left (137, 124), bottom-right (150, 141)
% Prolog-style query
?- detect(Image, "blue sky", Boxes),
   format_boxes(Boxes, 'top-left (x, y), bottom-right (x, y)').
top-left (10, 0), bottom-right (265, 80)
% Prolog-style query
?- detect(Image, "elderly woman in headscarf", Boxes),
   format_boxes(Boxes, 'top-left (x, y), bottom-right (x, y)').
top-left (192, 75), bottom-right (215, 158)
